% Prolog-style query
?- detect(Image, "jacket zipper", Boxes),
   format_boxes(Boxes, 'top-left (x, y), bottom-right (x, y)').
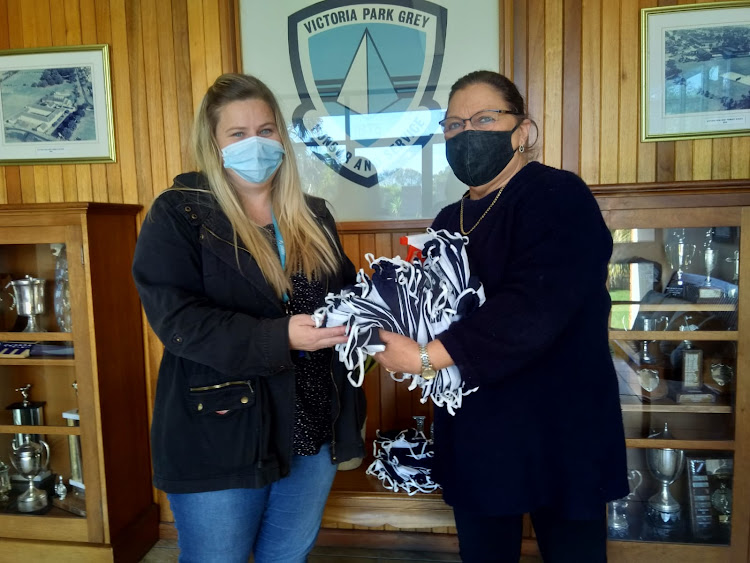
top-left (324, 276), bottom-right (342, 462)
top-left (189, 380), bottom-right (254, 393)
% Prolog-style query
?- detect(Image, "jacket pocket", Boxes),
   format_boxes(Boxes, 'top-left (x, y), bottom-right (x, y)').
top-left (187, 380), bottom-right (255, 416)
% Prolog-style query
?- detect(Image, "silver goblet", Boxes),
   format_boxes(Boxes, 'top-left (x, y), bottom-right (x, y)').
top-left (10, 437), bottom-right (50, 512)
top-left (608, 469), bottom-right (643, 536)
top-left (647, 445), bottom-right (685, 526)
top-left (6, 275), bottom-right (47, 332)
top-left (665, 229), bottom-right (696, 287)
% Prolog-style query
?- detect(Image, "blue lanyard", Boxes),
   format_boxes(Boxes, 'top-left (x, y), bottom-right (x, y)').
top-left (271, 211), bottom-right (289, 303)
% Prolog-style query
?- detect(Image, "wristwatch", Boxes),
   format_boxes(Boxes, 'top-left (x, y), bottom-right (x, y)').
top-left (419, 344), bottom-right (437, 380)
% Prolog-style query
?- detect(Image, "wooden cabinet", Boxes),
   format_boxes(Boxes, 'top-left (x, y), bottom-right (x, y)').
top-left (0, 204), bottom-right (158, 562)
top-left (597, 185), bottom-right (750, 563)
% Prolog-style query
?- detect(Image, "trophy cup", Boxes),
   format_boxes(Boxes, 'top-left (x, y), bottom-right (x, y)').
top-left (698, 229), bottom-right (724, 301)
top-left (6, 383), bottom-right (46, 446)
top-left (608, 469), bottom-right (643, 537)
top-left (664, 229), bottom-right (696, 298)
top-left (5, 275), bottom-right (47, 332)
top-left (10, 436), bottom-right (50, 512)
top-left (647, 422), bottom-right (685, 526)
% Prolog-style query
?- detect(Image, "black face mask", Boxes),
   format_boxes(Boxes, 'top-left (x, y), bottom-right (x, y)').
top-left (445, 123), bottom-right (520, 187)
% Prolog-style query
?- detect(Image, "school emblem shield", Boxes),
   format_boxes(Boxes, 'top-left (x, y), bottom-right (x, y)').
top-left (289, 0), bottom-right (447, 187)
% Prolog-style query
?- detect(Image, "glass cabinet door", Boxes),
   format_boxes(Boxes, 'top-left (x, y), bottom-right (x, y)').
top-left (607, 221), bottom-right (739, 548)
top-left (0, 238), bottom-right (83, 521)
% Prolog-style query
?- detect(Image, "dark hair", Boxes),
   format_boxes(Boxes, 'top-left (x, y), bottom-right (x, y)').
top-left (448, 70), bottom-right (526, 116)
top-left (449, 70), bottom-right (538, 152)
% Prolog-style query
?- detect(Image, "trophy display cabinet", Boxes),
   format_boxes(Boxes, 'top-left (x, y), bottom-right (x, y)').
top-left (0, 203), bottom-right (158, 562)
top-left (596, 182), bottom-right (750, 563)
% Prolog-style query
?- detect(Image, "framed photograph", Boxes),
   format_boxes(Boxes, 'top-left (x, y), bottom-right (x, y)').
top-left (0, 44), bottom-right (115, 165)
top-left (641, 2), bottom-right (750, 142)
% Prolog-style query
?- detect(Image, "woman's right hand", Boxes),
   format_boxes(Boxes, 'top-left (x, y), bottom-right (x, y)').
top-left (288, 314), bottom-right (348, 352)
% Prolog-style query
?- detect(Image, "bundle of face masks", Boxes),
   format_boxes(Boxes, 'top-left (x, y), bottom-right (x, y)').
top-left (365, 427), bottom-right (439, 496)
top-left (312, 229), bottom-right (485, 415)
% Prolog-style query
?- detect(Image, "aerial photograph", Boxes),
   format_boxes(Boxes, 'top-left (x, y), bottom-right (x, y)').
top-left (0, 65), bottom-right (96, 143)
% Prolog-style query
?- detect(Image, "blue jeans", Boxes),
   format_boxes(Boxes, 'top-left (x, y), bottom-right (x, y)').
top-left (167, 444), bottom-right (337, 563)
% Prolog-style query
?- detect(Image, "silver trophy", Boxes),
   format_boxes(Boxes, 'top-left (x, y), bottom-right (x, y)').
top-left (6, 275), bottom-right (47, 332)
top-left (10, 436), bottom-right (50, 512)
top-left (608, 469), bottom-right (643, 537)
top-left (647, 423), bottom-right (685, 526)
top-left (665, 229), bottom-right (696, 294)
top-left (6, 383), bottom-right (46, 447)
top-left (640, 316), bottom-right (668, 365)
top-left (699, 229), bottom-right (723, 300)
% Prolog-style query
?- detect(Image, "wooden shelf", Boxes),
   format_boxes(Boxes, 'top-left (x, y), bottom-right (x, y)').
top-left (620, 396), bottom-right (732, 414)
top-left (609, 330), bottom-right (737, 341)
top-left (607, 541), bottom-right (729, 563)
top-left (610, 303), bottom-right (737, 312)
top-left (0, 424), bottom-right (80, 435)
top-left (325, 461), bottom-right (454, 529)
top-left (0, 508), bottom-right (88, 542)
top-left (626, 438), bottom-right (734, 451)
top-left (0, 332), bottom-right (74, 342)
top-left (0, 358), bottom-right (75, 366)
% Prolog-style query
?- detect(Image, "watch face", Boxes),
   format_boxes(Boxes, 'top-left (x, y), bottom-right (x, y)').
top-left (422, 367), bottom-right (437, 380)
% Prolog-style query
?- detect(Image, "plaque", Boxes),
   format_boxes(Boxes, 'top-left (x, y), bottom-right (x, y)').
top-left (687, 456), bottom-right (733, 542)
top-left (682, 347), bottom-right (704, 391)
top-left (637, 367), bottom-right (668, 401)
top-left (704, 362), bottom-right (734, 396)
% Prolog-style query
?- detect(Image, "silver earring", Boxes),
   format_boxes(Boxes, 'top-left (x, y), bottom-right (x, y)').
top-left (519, 144), bottom-right (525, 153)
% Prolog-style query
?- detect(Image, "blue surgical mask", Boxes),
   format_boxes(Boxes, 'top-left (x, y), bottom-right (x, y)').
top-left (221, 136), bottom-right (285, 184)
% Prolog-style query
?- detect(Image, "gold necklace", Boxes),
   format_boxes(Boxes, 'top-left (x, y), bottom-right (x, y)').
top-left (459, 187), bottom-right (504, 235)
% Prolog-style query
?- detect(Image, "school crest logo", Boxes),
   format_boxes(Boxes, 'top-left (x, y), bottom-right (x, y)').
top-left (289, 0), bottom-right (447, 187)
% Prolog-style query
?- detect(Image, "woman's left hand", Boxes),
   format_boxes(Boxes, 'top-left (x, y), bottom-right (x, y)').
top-left (373, 330), bottom-right (422, 374)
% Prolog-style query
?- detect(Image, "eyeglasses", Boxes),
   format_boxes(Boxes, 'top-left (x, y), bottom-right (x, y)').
top-left (439, 109), bottom-right (520, 135)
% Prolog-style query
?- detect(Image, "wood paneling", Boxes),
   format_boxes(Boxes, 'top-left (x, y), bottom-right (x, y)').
top-left (0, 0), bottom-right (226, 206)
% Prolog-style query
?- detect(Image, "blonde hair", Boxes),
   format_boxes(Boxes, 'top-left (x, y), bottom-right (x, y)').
top-left (192, 73), bottom-right (341, 299)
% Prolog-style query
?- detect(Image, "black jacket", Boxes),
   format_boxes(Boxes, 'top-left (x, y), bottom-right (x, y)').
top-left (433, 162), bottom-right (628, 517)
top-left (132, 172), bottom-right (365, 494)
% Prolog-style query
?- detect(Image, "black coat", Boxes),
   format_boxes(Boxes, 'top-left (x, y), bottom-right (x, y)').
top-left (432, 162), bottom-right (629, 518)
top-left (132, 172), bottom-right (365, 494)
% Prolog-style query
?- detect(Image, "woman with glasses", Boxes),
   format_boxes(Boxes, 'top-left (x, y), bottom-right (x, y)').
top-left (374, 70), bottom-right (628, 562)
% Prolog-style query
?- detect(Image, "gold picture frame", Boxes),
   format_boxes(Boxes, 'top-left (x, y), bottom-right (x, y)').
top-left (641, 1), bottom-right (750, 142)
top-left (0, 44), bottom-right (116, 165)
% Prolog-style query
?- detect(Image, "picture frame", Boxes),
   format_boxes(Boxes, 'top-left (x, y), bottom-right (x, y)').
top-left (0, 44), bottom-right (115, 165)
top-left (640, 1), bottom-right (750, 142)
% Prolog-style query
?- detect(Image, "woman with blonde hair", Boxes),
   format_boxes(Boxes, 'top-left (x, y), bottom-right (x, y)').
top-left (133, 73), bottom-right (366, 563)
